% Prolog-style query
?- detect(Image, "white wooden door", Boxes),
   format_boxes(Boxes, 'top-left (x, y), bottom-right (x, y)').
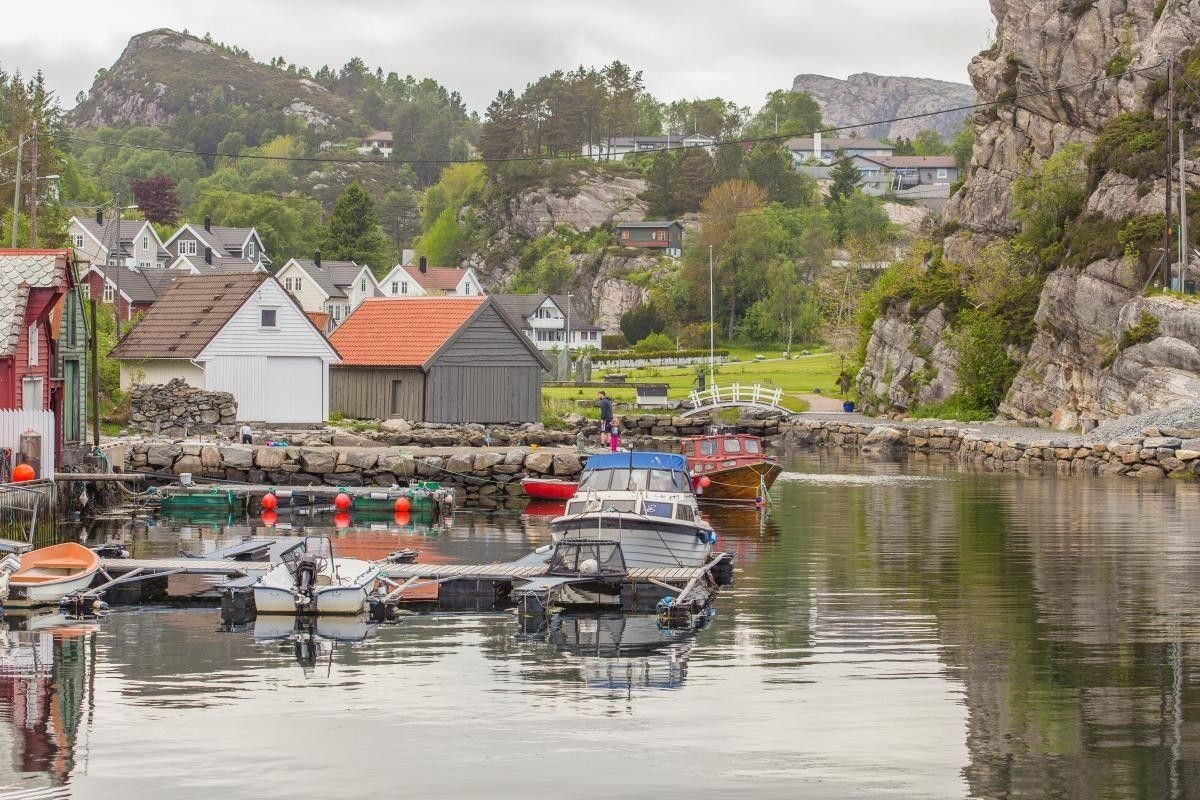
top-left (265, 357), bottom-right (323, 423)
top-left (205, 356), bottom-right (266, 421)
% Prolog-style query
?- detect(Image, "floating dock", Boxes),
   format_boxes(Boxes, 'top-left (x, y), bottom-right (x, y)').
top-left (152, 481), bottom-right (452, 519)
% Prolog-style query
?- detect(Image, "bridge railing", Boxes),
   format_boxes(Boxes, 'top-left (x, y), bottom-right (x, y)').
top-left (686, 383), bottom-right (784, 411)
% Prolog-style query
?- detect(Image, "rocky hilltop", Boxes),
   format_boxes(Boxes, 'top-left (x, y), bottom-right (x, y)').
top-left (858, 0), bottom-right (1200, 429)
top-left (68, 28), bottom-right (357, 130)
top-left (791, 72), bottom-right (975, 140)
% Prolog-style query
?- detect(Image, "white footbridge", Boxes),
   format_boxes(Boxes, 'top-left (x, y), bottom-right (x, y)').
top-left (681, 383), bottom-right (787, 417)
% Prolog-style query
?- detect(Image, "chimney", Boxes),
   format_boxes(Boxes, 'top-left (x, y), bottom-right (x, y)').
top-left (419, 256), bottom-right (427, 274)
top-left (204, 215), bottom-right (212, 232)
top-left (96, 209), bottom-right (103, 226)
top-left (314, 249), bottom-right (321, 268)
top-left (813, 130), bottom-right (822, 162)
top-left (204, 246), bottom-right (212, 265)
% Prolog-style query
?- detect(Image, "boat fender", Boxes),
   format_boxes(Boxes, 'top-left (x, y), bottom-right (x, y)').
top-left (534, 544), bottom-right (553, 555)
top-left (368, 491), bottom-right (388, 500)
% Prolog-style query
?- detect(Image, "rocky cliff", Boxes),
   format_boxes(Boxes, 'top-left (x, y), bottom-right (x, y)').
top-left (791, 72), bottom-right (975, 140)
top-left (858, 0), bottom-right (1200, 428)
top-left (68, 29), bottom-right (356, 130)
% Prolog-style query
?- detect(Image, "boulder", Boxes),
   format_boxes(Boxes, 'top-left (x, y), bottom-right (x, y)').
top-left (552, 453), bottom-right (583, 476)
top-left (255, 447), bottom-right (287, 470)
top-left (380, 418), bottom-right (413, 434)
top-left (379, 454), bottom-right (415, 477)
top-left (861, 426), bottom-right (905, 454)
top-left (300, 449), bottom-right (337, 475)
top-left (145, 443), bottom-right (182, 468)
top-left (173, 454), bottom-right (203, 474)
top-left (473, 452), bottom-right (505, 471)
top-left (339, 449), bottom-right (379, 470)
top-left (416, 456), bottom-right (444, 477)
top-left (525, 451), bottom-right (554, 475)
top-left (200, 446), bottom-right (221, 469)
top-left (445, 453), bottom-right (475, 475)
top-left (218, 446), bottom-right (254, 470)
top-left (332, 432), bottom-right (380, 448)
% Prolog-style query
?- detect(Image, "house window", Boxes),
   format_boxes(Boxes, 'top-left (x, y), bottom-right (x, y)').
top-left (391, 281), bottom-right (399, 294)
top-left (74, 234), bottom-right (84, 248)
top-left (142, 236), bottom-right (148, 249)
top-left (283, 277), bottom-right (292, 290)
top-left (21, 377), bottom-right (43, 411)
top-left (247, 242), bottom-right (256, 258)
top-left (138, 261), bottom-right (150, 269)
top-left (937, 169), bottom-right (948, 180)
top-left (360, 278), bottom-right (366, 292)
top-left (81, 284), bottom-right (91, 300)
top-left (27, 324), bottom-right (38, 366)
top-left (464, 281), bottom-right (472, 294)
top-left (261, 309), bottom-right (277, 327)
top-left (331, 305), bottom-right (340, 320)
top-left (620, 230), bottom-right (629, 239)
top-left (179, 240), bottom-right (197, 256)
top-left (401, 282), bottom-right (408, 295)
top-left (344, 305), bottom-right (350, 317)
top-left (102, 283), bottom-right (114, 303)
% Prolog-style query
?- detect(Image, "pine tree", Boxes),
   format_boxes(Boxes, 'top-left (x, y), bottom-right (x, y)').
top-left (828, 159), bottom-right (862, 206)
top-left (323, 183), bottom-right (394, 273)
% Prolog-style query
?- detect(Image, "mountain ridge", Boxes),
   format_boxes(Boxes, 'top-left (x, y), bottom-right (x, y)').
top-left (791, 71), bottom-right (975, 140)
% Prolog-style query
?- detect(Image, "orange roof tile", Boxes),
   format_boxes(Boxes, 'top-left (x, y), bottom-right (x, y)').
top-left (305, 310), bottom-right (331, 331)
top-left (401, 264), bottom-right (470, 292)
top-left (329, 296), bottom-right (488, 368)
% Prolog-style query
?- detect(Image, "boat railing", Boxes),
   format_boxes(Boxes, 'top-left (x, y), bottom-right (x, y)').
top-left (0, 482), bottom-right (47, 554)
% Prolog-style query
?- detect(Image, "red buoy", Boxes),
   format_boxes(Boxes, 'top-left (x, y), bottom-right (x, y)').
top-left (261, 509), bottom-right (278, 527)
top-left (11, 464), bottom-right (34, 483)
top-left (699, 475), bottom-right (711, 488)
top-left (334, 492), bottom-right (351, 511)
top-left (394, 496), bottom-right (411, 512)
top-left (393, 510), bottom-right (411, 527)
top-left (260, 492), bottom-right (278, 511)
top-left (334, 511), bottom-right (351, 529)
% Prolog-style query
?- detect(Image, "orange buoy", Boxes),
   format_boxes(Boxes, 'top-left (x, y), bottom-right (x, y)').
top-left (334, 492), bottom-right (351, 511)
top-left (699, 475), bottom-right (711, 488)
top-left (334, 511), bottom-right (351, 529)
top-left (260, 492), bottom-right (278, 510)
top-left (11, 464), bottom-right (34, 483)
top-left (261, 509), bottom-right (278, 527)
top-left (394, 496), bottom-right (411, 512)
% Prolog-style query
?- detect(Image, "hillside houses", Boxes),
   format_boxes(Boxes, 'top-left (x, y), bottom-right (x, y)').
top-left (492, 294), bottom-right (603, 351)
top-left (357, 131), bottom-right (394, 156)
top-left (785, 135), bottom-right (894, 165)
top-left (68, 213), bottom-right (170, 269)
top-left (163, 217), bottom-right (270, 268)
top-left (581, 133), bottom-right (716, 161)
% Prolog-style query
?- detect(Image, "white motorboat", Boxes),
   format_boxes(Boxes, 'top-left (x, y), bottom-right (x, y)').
top-left (6, 543), bottom-right (101, 607)
top-left (549, 453), bottom-right (717, 569)
top-left (252, 537), bottom-right (379, 615)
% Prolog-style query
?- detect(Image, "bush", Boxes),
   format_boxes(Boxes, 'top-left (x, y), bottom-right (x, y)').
top-left (1062, 214), bottom-right (1123, 269)
top-left (1117, 215), bottom-right (1166, 263)
top-left (951, 310), bottom-right (1019, 414)
top-left (631, 331), bottom-right (675, 353)
top-left (1119, 311), bottom-right (1160, 349)
top-left (1086, 112), bottom-right (1166, 190)
top-left (678, 322), bottom-right (715, 349)
top-left (601, 333), bottom-right (629, 351)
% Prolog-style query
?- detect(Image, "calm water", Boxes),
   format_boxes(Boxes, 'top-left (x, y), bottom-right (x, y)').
top-left (2, 450), bottom-right (1200, 799)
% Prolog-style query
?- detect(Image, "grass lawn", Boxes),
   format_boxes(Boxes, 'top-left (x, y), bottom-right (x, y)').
top-left (543, 350), bottom-right (844, 415)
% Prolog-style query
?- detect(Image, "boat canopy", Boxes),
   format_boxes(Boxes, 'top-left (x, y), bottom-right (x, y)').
top-left (583, 453), bottom-right (688, 472)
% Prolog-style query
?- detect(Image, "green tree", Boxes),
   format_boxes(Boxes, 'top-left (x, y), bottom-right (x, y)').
top-left (830, 191), bottom-right (891, 244)
top-left (745, 142), bottom-right (815, 206)
top-left (415, 209), bottom-right (465, 266)
top-left (191, 189), bottom-right (324, 263)
top-left (1011, 143), bottom-right (1086, 268)
top-left (642, 152), bottom-right (678, 217)
top-left (745, 90), bottom-right (823, 138)
top-left (950, 123), bottom-right (974, 171)
top-left (827, 159), bottom-right (862, 206)
top-left (620, 304), bottom-right (666, 344)
top-left (891, 136), bottom-right (915, 156)
top-left (324, 183), bottom-right (394, 272)
top-left (912, 129), bottom-right (947, 155)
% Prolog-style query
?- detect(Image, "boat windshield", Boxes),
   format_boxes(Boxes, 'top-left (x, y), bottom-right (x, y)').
top-left (578, 467), bottom-right (689, 493)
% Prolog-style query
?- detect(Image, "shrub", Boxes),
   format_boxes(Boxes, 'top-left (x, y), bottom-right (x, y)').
top-left (631, 331), bottom-right (676, 353)
top-left (951, 310), bottom-right (1019, 414)
top-left (1117, 215), bottom-right (1166, 262)
top-left (591, 348), bottom-right (729, 364)
top-left (1062, 214), bottom-right (1124, 269)
top-left (678, 322), bottom-right (716, 349)
top-left (1119, 311), bottom-right (1160, 349)
top-left (601, 333), bottom-right (629, 351)
top-left (1086, 112), bottom-right (1166, 189)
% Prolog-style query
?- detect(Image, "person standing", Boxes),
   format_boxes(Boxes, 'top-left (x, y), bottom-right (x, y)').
top-left (608, 421), bottom-right (620, 453)
top-left (597, 391), bottom-right (613, 446)
top-left (240, 423), bottom-right (253, 445)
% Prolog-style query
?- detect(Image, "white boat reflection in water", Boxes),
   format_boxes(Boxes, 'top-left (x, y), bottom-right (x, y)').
top-left (527, 612), bottom-right (709, 691)
top-left (252, 615), bottom-right (378, 676)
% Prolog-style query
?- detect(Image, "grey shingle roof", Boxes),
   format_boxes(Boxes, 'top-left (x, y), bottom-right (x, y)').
top-left (785, 136), bottom-right (893, 152)
top-left (289, 259), bottom-right (366, 300)
top-left (492, 293), bottom-right (599, 331)
top-left (615, 220), bottom-right (682, 229)
top-left (0, 251), bottom-right (67, 356)
top-left (75, 219), bottom-right (170, 261)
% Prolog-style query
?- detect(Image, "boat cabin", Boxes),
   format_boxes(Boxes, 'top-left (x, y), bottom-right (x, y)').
top-left (682, 433), bottom-right (770, 473)
top-left (568, 452), bottom-right (698, 521)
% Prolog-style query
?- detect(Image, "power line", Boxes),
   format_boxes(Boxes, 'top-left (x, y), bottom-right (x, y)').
top-left (54, 61), bottom-right (1167, 168)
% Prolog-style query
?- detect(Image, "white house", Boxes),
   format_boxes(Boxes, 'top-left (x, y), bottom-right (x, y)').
top-left (274, 253), bottom-right (382, 328)
top-left (163, 216), bottom-right (271, 268)
top-left (110, 273), bottom-right (340, 424)
top-left (379, 259), bottom-right (484, 297)
top-left (357, 131), bottom-right (394, 156)
top-left (491, 294), bottom-right (603, 351)
top-left (68, 212), bottom-right (170, 269)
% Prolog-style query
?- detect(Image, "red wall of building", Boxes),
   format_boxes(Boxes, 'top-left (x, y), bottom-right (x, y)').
top-left (80, 270), bottom-right (136, 321)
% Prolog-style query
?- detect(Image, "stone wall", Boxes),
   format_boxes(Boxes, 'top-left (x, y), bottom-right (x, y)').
top-left (127, 441), bottom-right (586, 508)
top-left (128, 379), bottom-right (236, 436)
top-left (783, 420), bottom-right (1200, 480)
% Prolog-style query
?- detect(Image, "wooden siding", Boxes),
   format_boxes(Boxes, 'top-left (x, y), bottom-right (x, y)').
top-left (424, 365), bottom-right (540, 423)
top-left (331, 367), bottom-right (424, 420)
top-left (275, 261), bottom-right (331, 312)
top-left (199, 279), bottom-right (338, 361)
top-left (120, 359), bottom-right (204, 390)
top-left (435, 306), bottom-right (545, 368)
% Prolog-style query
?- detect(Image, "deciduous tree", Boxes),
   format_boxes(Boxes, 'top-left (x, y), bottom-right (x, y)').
top-left (130, 174), bottom-right (181, 225)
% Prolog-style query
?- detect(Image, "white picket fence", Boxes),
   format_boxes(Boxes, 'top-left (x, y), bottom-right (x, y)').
top-left (0, 409), bottom-right (56, 479)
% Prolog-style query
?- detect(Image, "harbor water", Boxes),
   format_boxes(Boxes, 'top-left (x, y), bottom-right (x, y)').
top-left (2, 449), bottom-right (1199, 798)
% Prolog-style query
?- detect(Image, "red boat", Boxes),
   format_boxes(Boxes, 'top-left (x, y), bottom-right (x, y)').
top-left (681, 433), bottom-right (781, 503)
top-left (520, 476), bottom-right (578, 501)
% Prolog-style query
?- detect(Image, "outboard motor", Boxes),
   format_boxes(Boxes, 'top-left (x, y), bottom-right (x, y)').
top-left (295, 553), bottom-right (319, 602)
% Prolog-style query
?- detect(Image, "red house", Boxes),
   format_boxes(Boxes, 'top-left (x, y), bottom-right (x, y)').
top-left (0, 250), bottom-right (82, 463)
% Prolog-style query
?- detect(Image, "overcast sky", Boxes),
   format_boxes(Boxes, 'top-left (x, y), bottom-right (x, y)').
top-left (3, 1), bottom-right (994, 115)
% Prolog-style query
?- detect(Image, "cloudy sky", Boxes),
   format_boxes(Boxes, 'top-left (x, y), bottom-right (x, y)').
top-left (3, 1), bottom-right (994, 114)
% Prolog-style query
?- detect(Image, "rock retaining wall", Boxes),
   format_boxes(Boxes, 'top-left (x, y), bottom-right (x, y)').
top-left (783, 420), bottom-right (1200, 479)
top-left (127, 441), bottom-right (586, 508)
top-left (129, 380), bottom-right (237, 435)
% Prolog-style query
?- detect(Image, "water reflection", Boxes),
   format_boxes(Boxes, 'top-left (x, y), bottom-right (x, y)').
top-left (251, 616), bottom-right (378, 678)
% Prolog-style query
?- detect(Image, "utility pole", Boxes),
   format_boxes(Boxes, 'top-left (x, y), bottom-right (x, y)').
top-left (1164, 57), bottom-right (1175, 291)
top-left (29, 121), bottom-right (38, 248)
top-left (708, 244), bottom-right (715, 389)
top-left (9, 133), bottom-right (23, 248)
top-left (1180, 126), bottom-right (1189, 291)
top-left (112, 193), bottom-right (122, 338)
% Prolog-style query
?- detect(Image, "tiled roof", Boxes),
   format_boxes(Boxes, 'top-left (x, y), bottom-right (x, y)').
top-left (173, 254), bottom-right (264, 275)
top-left (492, 293), bottom-right (597, 331)
top-left (329, 296), bottom-right (487, 367)
top-left (0, 250), bottom-right (68, 357)
top-left (364, 131), bottom-right (393, 143)
top-left (400, 265), bottom-right (469, 292)
top-left (110, 273), bottom-right (267, 360)
top-left (873, 155), bottom-right (958, 169)
top-left (73, 218), bottom-right (170, 260)
top-left (305, 311), bottom-right (331, 331)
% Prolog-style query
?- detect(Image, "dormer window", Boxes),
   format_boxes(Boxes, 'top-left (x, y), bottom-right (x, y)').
top-left (247, 242), bottom-right (256, 258)
top-left (360, 278), bottom-right (367, 292)
top-left (391, 281), bottom-right (399, 294)
top-left (142, 236), bottom-right (148, 249)
top-left (180, 240), bottom-right (196, 256)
